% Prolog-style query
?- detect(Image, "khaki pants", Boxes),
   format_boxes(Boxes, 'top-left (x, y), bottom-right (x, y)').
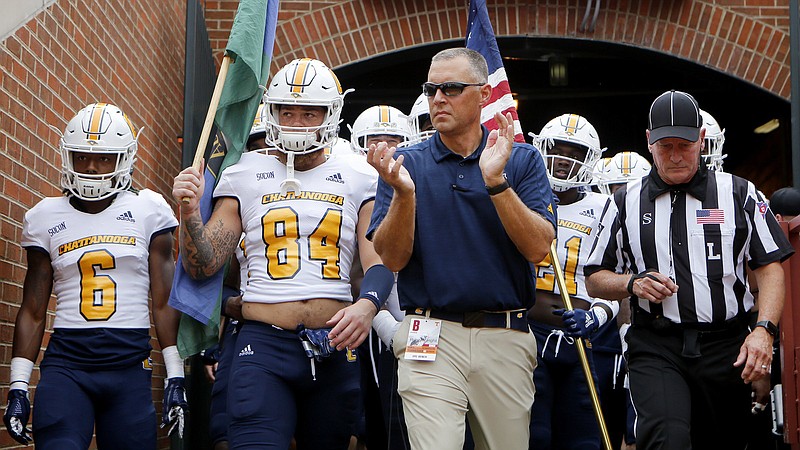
top-left (393, 316), bottom-right (537, 450)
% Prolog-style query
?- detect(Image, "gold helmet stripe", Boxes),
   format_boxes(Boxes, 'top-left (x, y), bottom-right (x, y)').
top-left (564, 114), bottom-right (580, 135)
top-left (621, 152), bottom-right (632, 175)
top-left (379, 105), bottom-right (390, 123)
top-left (87, 103), bottom-right (108, 140)
top-left (290, 58), bottom-right (312, 93)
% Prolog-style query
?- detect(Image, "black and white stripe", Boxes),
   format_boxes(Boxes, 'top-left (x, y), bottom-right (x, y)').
top-left (586, 171), bottom-right (792, 325)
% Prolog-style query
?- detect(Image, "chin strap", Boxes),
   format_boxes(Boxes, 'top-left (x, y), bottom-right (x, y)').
top-left (281, 152), bottom-right (302, 196)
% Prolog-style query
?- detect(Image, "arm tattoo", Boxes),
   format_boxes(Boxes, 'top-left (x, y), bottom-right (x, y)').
top-left (181, 210), bottom-right (238, 279)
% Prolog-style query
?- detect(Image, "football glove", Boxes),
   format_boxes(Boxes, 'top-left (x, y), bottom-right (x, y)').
top-left (4, 389), bottom-right (32, 445)
top-left (161, 377), bottom-right (188, 438)
top-left (553, 308), bottom-right (600, 338)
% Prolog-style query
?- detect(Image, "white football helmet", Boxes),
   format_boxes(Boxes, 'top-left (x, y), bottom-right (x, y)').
top-left (530, 114), bottom-right (605, 192)
top-left (60, 103), bottom-right (140, 201)
top-left (700, 109), bottom-right (726, 171)
top-left (593, 151), bottom-right (651, 195)
top-left (403, 93), bottom-right (435, 146)
top-left (250, 103), bottom-right (267, 138)
top-left (263, 58), bottom-right (350, 154)
top-left (348, 105), bottom-right (411, 153)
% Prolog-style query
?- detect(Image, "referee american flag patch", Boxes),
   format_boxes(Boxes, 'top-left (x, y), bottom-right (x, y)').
top-left (696, 209), bottom-right (725, 224)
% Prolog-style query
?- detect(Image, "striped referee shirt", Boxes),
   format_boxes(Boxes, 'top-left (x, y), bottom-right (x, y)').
top-left (585, 164), bottom-right (794, 325)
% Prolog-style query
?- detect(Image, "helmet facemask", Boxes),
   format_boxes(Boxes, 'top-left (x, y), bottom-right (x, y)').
top-left (60, 103), bottom-right (139, 201)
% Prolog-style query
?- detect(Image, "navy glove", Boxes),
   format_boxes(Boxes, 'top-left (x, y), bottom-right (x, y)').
top-left (553, 308), bottom-right (600, 338)
top-left (4, 389), bottom-right (32, 445)
top-left (161, 377), bottom-right (188, 438)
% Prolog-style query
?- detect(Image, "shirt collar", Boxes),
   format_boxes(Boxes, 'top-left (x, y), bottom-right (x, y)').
top-left (430, 125), bottom-right (489, 163)
top-left (647, 161), bottom-right (708, 201)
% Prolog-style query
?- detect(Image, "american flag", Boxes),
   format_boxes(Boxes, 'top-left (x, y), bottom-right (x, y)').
top-left (465, 0), bottom-right (524, 143)
top-left (696, 209), bottom-right (725, 224)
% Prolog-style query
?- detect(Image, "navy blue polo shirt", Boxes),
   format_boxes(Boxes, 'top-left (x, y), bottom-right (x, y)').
top-left (367, 126), bottom-right (557, 313)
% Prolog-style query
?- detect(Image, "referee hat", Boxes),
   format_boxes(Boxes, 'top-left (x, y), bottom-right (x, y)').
top-left (770, 187), bottom-right (800, 217)
top-left (648, 90), bottom-right (702, 144)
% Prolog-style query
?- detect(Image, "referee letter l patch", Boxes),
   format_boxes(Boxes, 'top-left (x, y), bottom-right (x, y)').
top-left (706, 242), bottom-right (721, 260)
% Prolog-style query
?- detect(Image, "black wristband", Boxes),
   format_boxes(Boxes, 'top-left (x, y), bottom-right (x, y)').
top-left (627, 270), bottom-right (659, 296)
top-left (486, 180), bottom-right (510, 196)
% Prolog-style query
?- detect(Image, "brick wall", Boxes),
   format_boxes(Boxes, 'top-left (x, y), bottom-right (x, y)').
top-left (204, 0), bottom-right (791, 98)
top-left (0, 0), bottom-right (185, 448)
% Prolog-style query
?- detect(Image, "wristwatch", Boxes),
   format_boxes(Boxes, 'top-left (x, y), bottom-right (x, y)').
top-left (754, 320), bottom-right (778, 337)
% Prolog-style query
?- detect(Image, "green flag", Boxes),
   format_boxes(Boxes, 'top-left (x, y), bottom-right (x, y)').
top-left (173, 0), bottom-right (280, 357)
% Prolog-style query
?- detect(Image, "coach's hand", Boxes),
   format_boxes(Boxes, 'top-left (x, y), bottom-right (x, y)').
top-left (480, 111), bottom-right (514, 186)
top-left (554, 308), bottom-right (600, 338)
top-left (161, 377), bottom-right (188, 438)
top-left (4, 389), bottom-right (32, 445)
top-left (368, 142), bottom-right (415, 196)
top-left (327, 299), bottom-right (377, 351)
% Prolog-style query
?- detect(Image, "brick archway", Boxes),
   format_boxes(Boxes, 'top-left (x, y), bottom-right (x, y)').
top-left (205, 1), bottom-right (791, 99)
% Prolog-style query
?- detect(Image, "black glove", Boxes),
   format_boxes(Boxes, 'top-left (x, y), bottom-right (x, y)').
top-left (4, 389), bottom-right (32, 445)
top-left (161, 377), bottom-right (188, 438)
top-left (553, 308), bottom-right (600, 338)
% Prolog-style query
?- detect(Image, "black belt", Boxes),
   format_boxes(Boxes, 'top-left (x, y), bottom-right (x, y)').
top-left (406, 308), bottom-right (530, 333)
top-left (632, 307), bottom-right (747, 335)
top-left (632, 307), bottom-right (747, 358)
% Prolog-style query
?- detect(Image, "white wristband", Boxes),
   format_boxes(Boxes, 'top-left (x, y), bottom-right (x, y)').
top-left (10, 357), bottom-right (34, 392)
top-left (591, 306), bottom-right (609, 328)
top-left (162, 346), bottom-right (184, 379)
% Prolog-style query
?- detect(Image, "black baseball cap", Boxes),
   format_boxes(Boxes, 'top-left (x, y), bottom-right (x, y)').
top-left (770, 187), bottom-right (800, 216)
top-left (648, 90), bottom-right (702, 144)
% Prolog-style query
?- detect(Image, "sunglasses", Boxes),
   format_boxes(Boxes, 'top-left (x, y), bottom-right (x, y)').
top-left (421, 81), bottom-right (484, 97)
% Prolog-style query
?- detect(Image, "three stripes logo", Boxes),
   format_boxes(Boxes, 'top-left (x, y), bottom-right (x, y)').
top-left (578, 209), bottom-right (595, 219)
top-left (326, 172), bottom-right (344, 184)
top-left (238, 344), bottom-right (254, 357)
top-left (116, 211), bottom-right (135, 223)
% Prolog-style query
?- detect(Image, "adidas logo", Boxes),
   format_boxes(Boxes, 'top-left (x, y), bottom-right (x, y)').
top-left (578, 209), bottom-right (595, 219)
top-left (325, 172), bottom-right (344, 184)
top-left (238, 344), bottom-right (254, 357)
top-left (116, 211), bottom-right (135, 222)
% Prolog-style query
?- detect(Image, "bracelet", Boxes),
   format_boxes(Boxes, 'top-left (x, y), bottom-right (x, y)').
top-left (486, 180), bottom-right (510, 196)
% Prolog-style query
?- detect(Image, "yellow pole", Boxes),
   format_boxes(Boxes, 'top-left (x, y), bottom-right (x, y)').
top-left (548, 240), bottom-right (613, 450)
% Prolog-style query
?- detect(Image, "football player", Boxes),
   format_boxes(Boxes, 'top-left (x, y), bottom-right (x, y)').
top-left (172, 58), bottom-right (393, 449)
top-left (528, 113), bottom-right (617, 449)
top-left (3, 103), bottom-right (185, 448)
top-left (593, 151), bottom-right (652, 196)
top-left (402, 93), bottom-right (436, 146)
top-left (699, 109), bottom-right (726, 171)
top-left (349, 105), bottom-right (411, 154)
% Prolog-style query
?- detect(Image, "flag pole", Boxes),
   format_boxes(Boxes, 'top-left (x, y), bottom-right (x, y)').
top-left (181, 53), bottom-right (233, 204)
top-left (549, 240), bottom-right (613, 450)
top-left (192, 53), bottom-right (233, 170)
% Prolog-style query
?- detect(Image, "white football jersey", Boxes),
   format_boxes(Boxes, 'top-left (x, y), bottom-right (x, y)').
top-left (22, 189), bottom-right (178, 329)
top-left (214, 152), bottom-right (377, 304)
top-left (535, 191), bottom-right (614, 302)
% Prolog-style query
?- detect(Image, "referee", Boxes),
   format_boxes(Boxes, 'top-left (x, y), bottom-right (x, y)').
top-left (584, 90), bottom-right (794, 450)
